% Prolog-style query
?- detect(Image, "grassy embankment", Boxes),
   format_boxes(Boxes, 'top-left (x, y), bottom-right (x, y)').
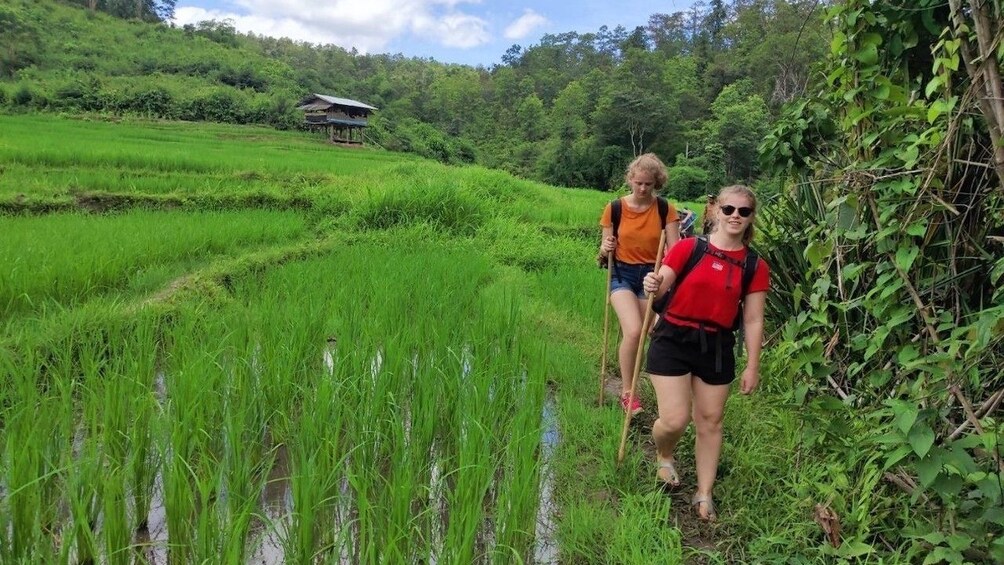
top-left (1, 114), bottom-right (825, 563)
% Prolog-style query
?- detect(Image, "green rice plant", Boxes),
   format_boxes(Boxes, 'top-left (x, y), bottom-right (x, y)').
top-left (0, 161), bottom-right (338, 201)
top-left (0, 210), bottom-right (307, 319)
top-left (189, 466), bottom-right (226, 564)
top-left (0, 112), bottom-right (689, 561)
top-left (352, 172), bottom-right (488, 236)
top-left (217, 336), bottom-right (271, 563)
top-left (67, 426), bottom-right (103, 565)
top-left (0, 368), bottom-right (67, 562)
top-left (282, 369), bottom-right (350, 563)
top-left (183, 242), bottom-right (551, 562)
top-left (482, 216), bottom-right (589, 273)
top-left (128, 372), bottom-right (159, 534)
top-left (158, 310), bottom-right (231, 563)
top-left (486, 347), bottom-right (548, 562)
top-left (101, 467), bottom-right (130, 565)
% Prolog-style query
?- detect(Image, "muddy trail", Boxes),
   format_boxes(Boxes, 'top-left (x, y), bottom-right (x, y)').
top-left (604, 377), bottom-right (720, 560)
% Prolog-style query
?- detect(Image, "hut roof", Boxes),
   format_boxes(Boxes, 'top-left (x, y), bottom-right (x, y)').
top-left (297, 93), bottom-right (378, 112)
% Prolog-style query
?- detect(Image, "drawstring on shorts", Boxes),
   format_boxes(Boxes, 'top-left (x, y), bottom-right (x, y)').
top-left (695, 322), bottom-right (725, 373)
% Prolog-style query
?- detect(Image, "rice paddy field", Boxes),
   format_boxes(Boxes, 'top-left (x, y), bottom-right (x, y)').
top-left (1, 114), bottom-right (807, 564)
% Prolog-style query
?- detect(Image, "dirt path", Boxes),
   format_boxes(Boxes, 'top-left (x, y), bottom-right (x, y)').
top-left (603, 376), bottom-right (720, 560)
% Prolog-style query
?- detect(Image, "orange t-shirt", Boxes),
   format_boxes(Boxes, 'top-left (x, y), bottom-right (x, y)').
top-left (599, 198), bottom-right (679, 265)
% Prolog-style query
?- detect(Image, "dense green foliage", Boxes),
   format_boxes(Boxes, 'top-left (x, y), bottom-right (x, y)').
top-left (0, 0), bottom-right (828, 192)
top-left (760, 0), bottom-right (1004, 561)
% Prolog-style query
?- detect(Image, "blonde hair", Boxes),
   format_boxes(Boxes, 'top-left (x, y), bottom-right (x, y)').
top-left (717, 184), bottom-right (758, 244)
top-left (624, 153), bottom-right (668, 190)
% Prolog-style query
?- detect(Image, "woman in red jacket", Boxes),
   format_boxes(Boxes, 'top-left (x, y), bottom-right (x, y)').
top-left (642, 184), bottom-right (770, 521)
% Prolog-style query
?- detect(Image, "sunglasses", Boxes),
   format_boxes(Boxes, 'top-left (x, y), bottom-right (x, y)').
top-left (719, 205), bottom-right (754, 217)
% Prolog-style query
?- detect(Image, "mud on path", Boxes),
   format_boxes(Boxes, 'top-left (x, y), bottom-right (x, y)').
top-left (603, 376), bottom-right (720, 561)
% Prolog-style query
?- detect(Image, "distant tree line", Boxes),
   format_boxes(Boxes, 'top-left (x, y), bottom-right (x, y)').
top-left (65, 0), bottom-right (175, 21)
top-left (1, 0), bottom-right (831, 195)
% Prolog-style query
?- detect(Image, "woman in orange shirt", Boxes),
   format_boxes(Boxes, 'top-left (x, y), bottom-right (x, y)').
top-left (599, 153), bottom-right (680, 415)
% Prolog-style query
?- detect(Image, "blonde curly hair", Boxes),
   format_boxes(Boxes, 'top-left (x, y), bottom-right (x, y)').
top-left (624, 153), bottom-right (668, 191)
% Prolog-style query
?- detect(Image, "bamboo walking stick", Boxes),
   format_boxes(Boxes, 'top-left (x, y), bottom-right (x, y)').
top-left (598, 250), bottom-right (614, 406)
top-left (617, 230), bottom-right (667, 463)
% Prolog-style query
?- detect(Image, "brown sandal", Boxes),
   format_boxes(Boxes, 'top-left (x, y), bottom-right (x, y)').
top-left (692, 493), bottom-right (717, 522)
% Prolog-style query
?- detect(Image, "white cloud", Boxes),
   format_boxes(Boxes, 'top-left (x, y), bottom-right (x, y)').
top-left (503, 9), bottom-right (547, 40)
top-left (173, 1), bottom-right (490, 53)
top-left (413, 12), bottom-right (490, 48)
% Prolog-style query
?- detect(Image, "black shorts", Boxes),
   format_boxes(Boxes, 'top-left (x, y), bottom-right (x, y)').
top-left (645, 320), bottom-right (736, 386)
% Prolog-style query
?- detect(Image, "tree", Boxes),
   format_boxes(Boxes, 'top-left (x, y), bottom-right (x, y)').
top-left (426, 66), bottom-right (486, 136)
top-left (620, 26), bottom-right (650, 52)
top-left (592, 49), bottom-right (675, 156)
top-left (515, 93), bottom-right (546, 141)
top-left (73, 0), bottom-right (175, 22)
top-left (702, 0), bottom-right (729, 51)
top-left (697, 79), bottom-right (768, 181)
top-left (500, 44), bottom-right (522, 68)
top-left (718, 0), bottom-right (828, 106)
top-left (647, 12), bottom-right (691, 57)
top-left (540, 81), bottom-right (588, 186)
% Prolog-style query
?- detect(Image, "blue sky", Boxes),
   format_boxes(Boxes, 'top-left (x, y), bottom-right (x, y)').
top-left (173, 0), bottom-right (699, 67)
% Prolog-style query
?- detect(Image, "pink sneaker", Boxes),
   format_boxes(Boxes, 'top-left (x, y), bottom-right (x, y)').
top-left (620, 393), bottom-right (643, 416)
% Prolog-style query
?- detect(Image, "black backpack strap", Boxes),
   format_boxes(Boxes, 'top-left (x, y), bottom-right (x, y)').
top-left (610, 198), bottom-right (622, 238)
top-left (614, 197), bottom-right (669, 234)
top-left (657, 197), bottom-right (669, 229)
top-left (731, 247), bottom-right (760, 333)
top-left (651, 236), bottom-right (707, 314)
top-left (740, 248), bottom-right (759, 297)
top-left (679, 236), bottom-right (707, 280)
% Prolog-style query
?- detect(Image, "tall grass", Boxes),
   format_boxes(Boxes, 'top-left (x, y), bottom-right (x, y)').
top-left (0, 240), bottom-right (560, 561)
top-left (0, 209), bottom-right (307, 320)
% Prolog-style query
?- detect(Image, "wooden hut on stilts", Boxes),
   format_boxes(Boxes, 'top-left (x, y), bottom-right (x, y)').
top-left (297, 94), bottom-right (377, 145)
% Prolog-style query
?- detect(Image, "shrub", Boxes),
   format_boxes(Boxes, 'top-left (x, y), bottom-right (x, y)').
top-left (12, 84), bottom-right (34, 107)
top-left (354, 176), bottom-right (487, 236)
top-left (180, 89), bottom-right (250, 124)
top-left (124, 87), bottom-right (174, 117)
top-left (666, 165), bottom-right (710, 201)
top-left (53, 78), bottom-right (103, 111)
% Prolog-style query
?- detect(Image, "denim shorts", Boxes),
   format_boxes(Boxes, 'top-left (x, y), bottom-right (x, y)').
top-left (610, 261), bottom-right (654, 299)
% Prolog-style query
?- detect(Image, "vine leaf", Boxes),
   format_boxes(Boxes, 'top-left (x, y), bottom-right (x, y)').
top-left (908, 423), bottom-right (936, 458)
top-left (891, 399), bottom-right (919, 435)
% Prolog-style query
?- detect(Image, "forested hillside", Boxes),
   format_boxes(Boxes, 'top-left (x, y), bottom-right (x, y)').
top-left (0, 0), bottom-right (827, 193)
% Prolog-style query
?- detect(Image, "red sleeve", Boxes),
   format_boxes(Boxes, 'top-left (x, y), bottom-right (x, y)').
top-left (662, 236), bottom-right (696, 274)
top-left (748, 257), bottom-right (770, 293)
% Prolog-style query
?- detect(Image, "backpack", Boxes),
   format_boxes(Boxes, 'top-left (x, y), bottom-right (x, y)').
top-left (652, 236), bottom-right (759, 332)
top-left (679, 208), bottom-right (696, 238)
top-left (599, 197), bottom-right (670, 268)
top-left (610, 196), bottom-right (670, 238)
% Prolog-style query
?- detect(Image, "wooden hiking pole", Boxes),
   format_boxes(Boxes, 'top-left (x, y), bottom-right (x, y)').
top-left (617, 230), bottom-right (667, 463)
top-left (598, 251), bottom-right (614, 406)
